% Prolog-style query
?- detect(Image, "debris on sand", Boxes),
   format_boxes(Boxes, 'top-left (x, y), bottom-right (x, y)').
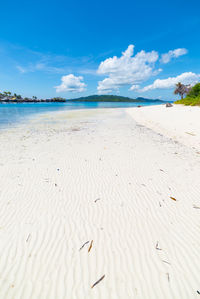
top-left (79, 241), bottom-right (89, 251)
top-left (166, 103), bottom-right (173, 108)
top-left (185, 132), bottom-right (196, 136)
top-left (155, 241), bottom-right (162, 250)
top-left (91, 275), bottom-right (105, 288)
top-left (193, 205), bottom-right (200, 209)
top-left (166, 273), bottom-right (170, 282)
top-left (170, 196), bottom-right (177, 201)
top-left (26, 234), bottom-right (31, 242)
top-left (88, 240), bottom-right (93, 253)
top-left (94, 198), bottom-right (101, 203)
top-left (162, 260), bottom-right (171, 265)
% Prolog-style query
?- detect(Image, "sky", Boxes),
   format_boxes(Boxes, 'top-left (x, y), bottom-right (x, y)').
top-left (0, 0), bottom-right (200, 100)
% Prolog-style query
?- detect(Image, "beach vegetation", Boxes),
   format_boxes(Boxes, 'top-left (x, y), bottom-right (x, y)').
top-left (174, 83), bottom-right (200, 106)
top-left (174, 82), bottom-right (191, 99)
top-left (0, 91), bottom-right (66, 103)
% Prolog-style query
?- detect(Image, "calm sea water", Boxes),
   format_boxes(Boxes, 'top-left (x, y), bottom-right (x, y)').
top-left (0, 101), bottom-right (162, 129)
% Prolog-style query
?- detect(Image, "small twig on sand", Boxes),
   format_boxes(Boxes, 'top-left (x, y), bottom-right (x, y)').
top-left (88, 240), bottom-right (93, 253)
top-left (170, 197), bottom-right (177, 201)
top-left (155, 241), bottom-right (162, 250)
top-left (193, 205), bottom-right (200, 209)
top-left (197, 290), bottom-right (200, 294)
top-left (166, 273), bottom-right (170, 282)
top-left (79, 241), bottom-right (89, 251)
top-left (26, 234), bottom-right (31, 242)
top-left (185, 132), bottom-right (196, 136)
top-left (94, 198), bottom-right (101, 203)
top-left (162, 260), bottom-right (171, 265)
top-left (91, 275), bottom-right (105, 288)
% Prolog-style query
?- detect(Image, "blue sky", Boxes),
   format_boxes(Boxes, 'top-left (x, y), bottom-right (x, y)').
top-left (0, 0), bottom-right (200, 100)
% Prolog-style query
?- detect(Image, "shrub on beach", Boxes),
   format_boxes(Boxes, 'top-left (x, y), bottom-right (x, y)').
top-left (174, 83), bottom-right (200, 106)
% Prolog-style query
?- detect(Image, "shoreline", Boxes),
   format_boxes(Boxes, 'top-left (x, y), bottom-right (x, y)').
top-left (0, 102), bottom-right (164, 132)
top-left (0, 106), bottom-right (200, 298)
top-left (127, 104), bottom-right (200, 152)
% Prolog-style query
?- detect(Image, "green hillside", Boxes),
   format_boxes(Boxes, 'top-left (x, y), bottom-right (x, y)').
top-left (69, 95), bottom-right (163, 102)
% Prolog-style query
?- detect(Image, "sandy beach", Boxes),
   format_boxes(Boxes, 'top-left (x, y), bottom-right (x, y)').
top-left (0, 105), bottom-right (200, 299)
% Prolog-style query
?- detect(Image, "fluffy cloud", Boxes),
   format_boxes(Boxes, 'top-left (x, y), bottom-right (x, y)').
top-left (160, 48), bottom-right (188, 64)
top-left (55, 74), bottom-right (86, 92)
top-left (129, 84), bottom-right (140, 91)
top-left (97, 45), bottom-right (161, 93)
top-left (140, 72), bottom-right (200, 92)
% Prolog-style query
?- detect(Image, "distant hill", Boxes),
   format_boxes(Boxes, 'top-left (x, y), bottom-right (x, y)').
top-left (68, 95), bottom-right (164, 102)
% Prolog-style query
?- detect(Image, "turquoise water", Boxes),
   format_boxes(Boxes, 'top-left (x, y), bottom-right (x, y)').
top-left (0, 101), bottom-right (163, 129)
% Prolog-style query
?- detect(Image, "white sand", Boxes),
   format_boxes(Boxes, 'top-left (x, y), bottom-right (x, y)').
top-left (0, 106), bottom-right (200, 298)
top-left (127, 104), bottom-right (200, 152)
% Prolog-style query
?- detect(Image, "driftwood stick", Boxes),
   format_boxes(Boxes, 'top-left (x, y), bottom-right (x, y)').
top-left (91, 275), bottom-right (105, 288)
top-left (185, 132), bottom-right (196, 136)
top-left (79, 241), bottom-right (89, 251)
top-left (94, 198), bottom-right (101, 203)
top-left (166, 273), bottom-right (170, 282)
top-left (193, 205), bottom-right (200, 209)
top-left (26, 234), bottom-right (31, 242)
top-left (170, 197), bottom-right (177, 201)
top-left (88, 240), bottom-right (93, 253)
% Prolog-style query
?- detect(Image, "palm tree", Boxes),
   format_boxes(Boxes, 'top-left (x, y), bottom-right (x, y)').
top-left (3, 91), bottom-right (12, 97)
top-left (174, 82), bottom-right (189, 99)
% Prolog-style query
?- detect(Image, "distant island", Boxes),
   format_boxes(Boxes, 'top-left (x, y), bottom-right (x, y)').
top-left (0, 91), bottom-right (164, 103)
top-left (69, 95), bottom-right (164, 103)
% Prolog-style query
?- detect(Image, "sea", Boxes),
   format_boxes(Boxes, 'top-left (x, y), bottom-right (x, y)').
top-left (0, 101), bottom-right (163, 129)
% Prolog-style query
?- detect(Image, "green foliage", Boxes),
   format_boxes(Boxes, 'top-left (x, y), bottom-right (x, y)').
top-left (14, 93), bottom-right (22, 99)
top-left (186, 83), bottom-right (200, 99)
top-left (175, 97), bottom-right (200, 106)
top-left (3, 91), bottom-right (11, 96)
top-left (0, 92), bottom-right (66, 102)
top-left (174, 83), bottom-right (200, 106)
top-left (69, 95), bottom-right (163, 102)
top-left (50, 97), bottom-right (66, 102)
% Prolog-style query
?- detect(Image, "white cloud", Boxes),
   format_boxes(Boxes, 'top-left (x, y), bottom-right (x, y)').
top-left (55, 74), bottom-right (86, 93)
top-left (97, 45), bottom-right (160, 93)
top-left (160, 48), bottom-right (188, 64)
top-left (140, 72), bottom-right (200, 92)
top-left (16, 65), bottom-right (27, 73)
top-left (129, 84), bottom-right (140, 91)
